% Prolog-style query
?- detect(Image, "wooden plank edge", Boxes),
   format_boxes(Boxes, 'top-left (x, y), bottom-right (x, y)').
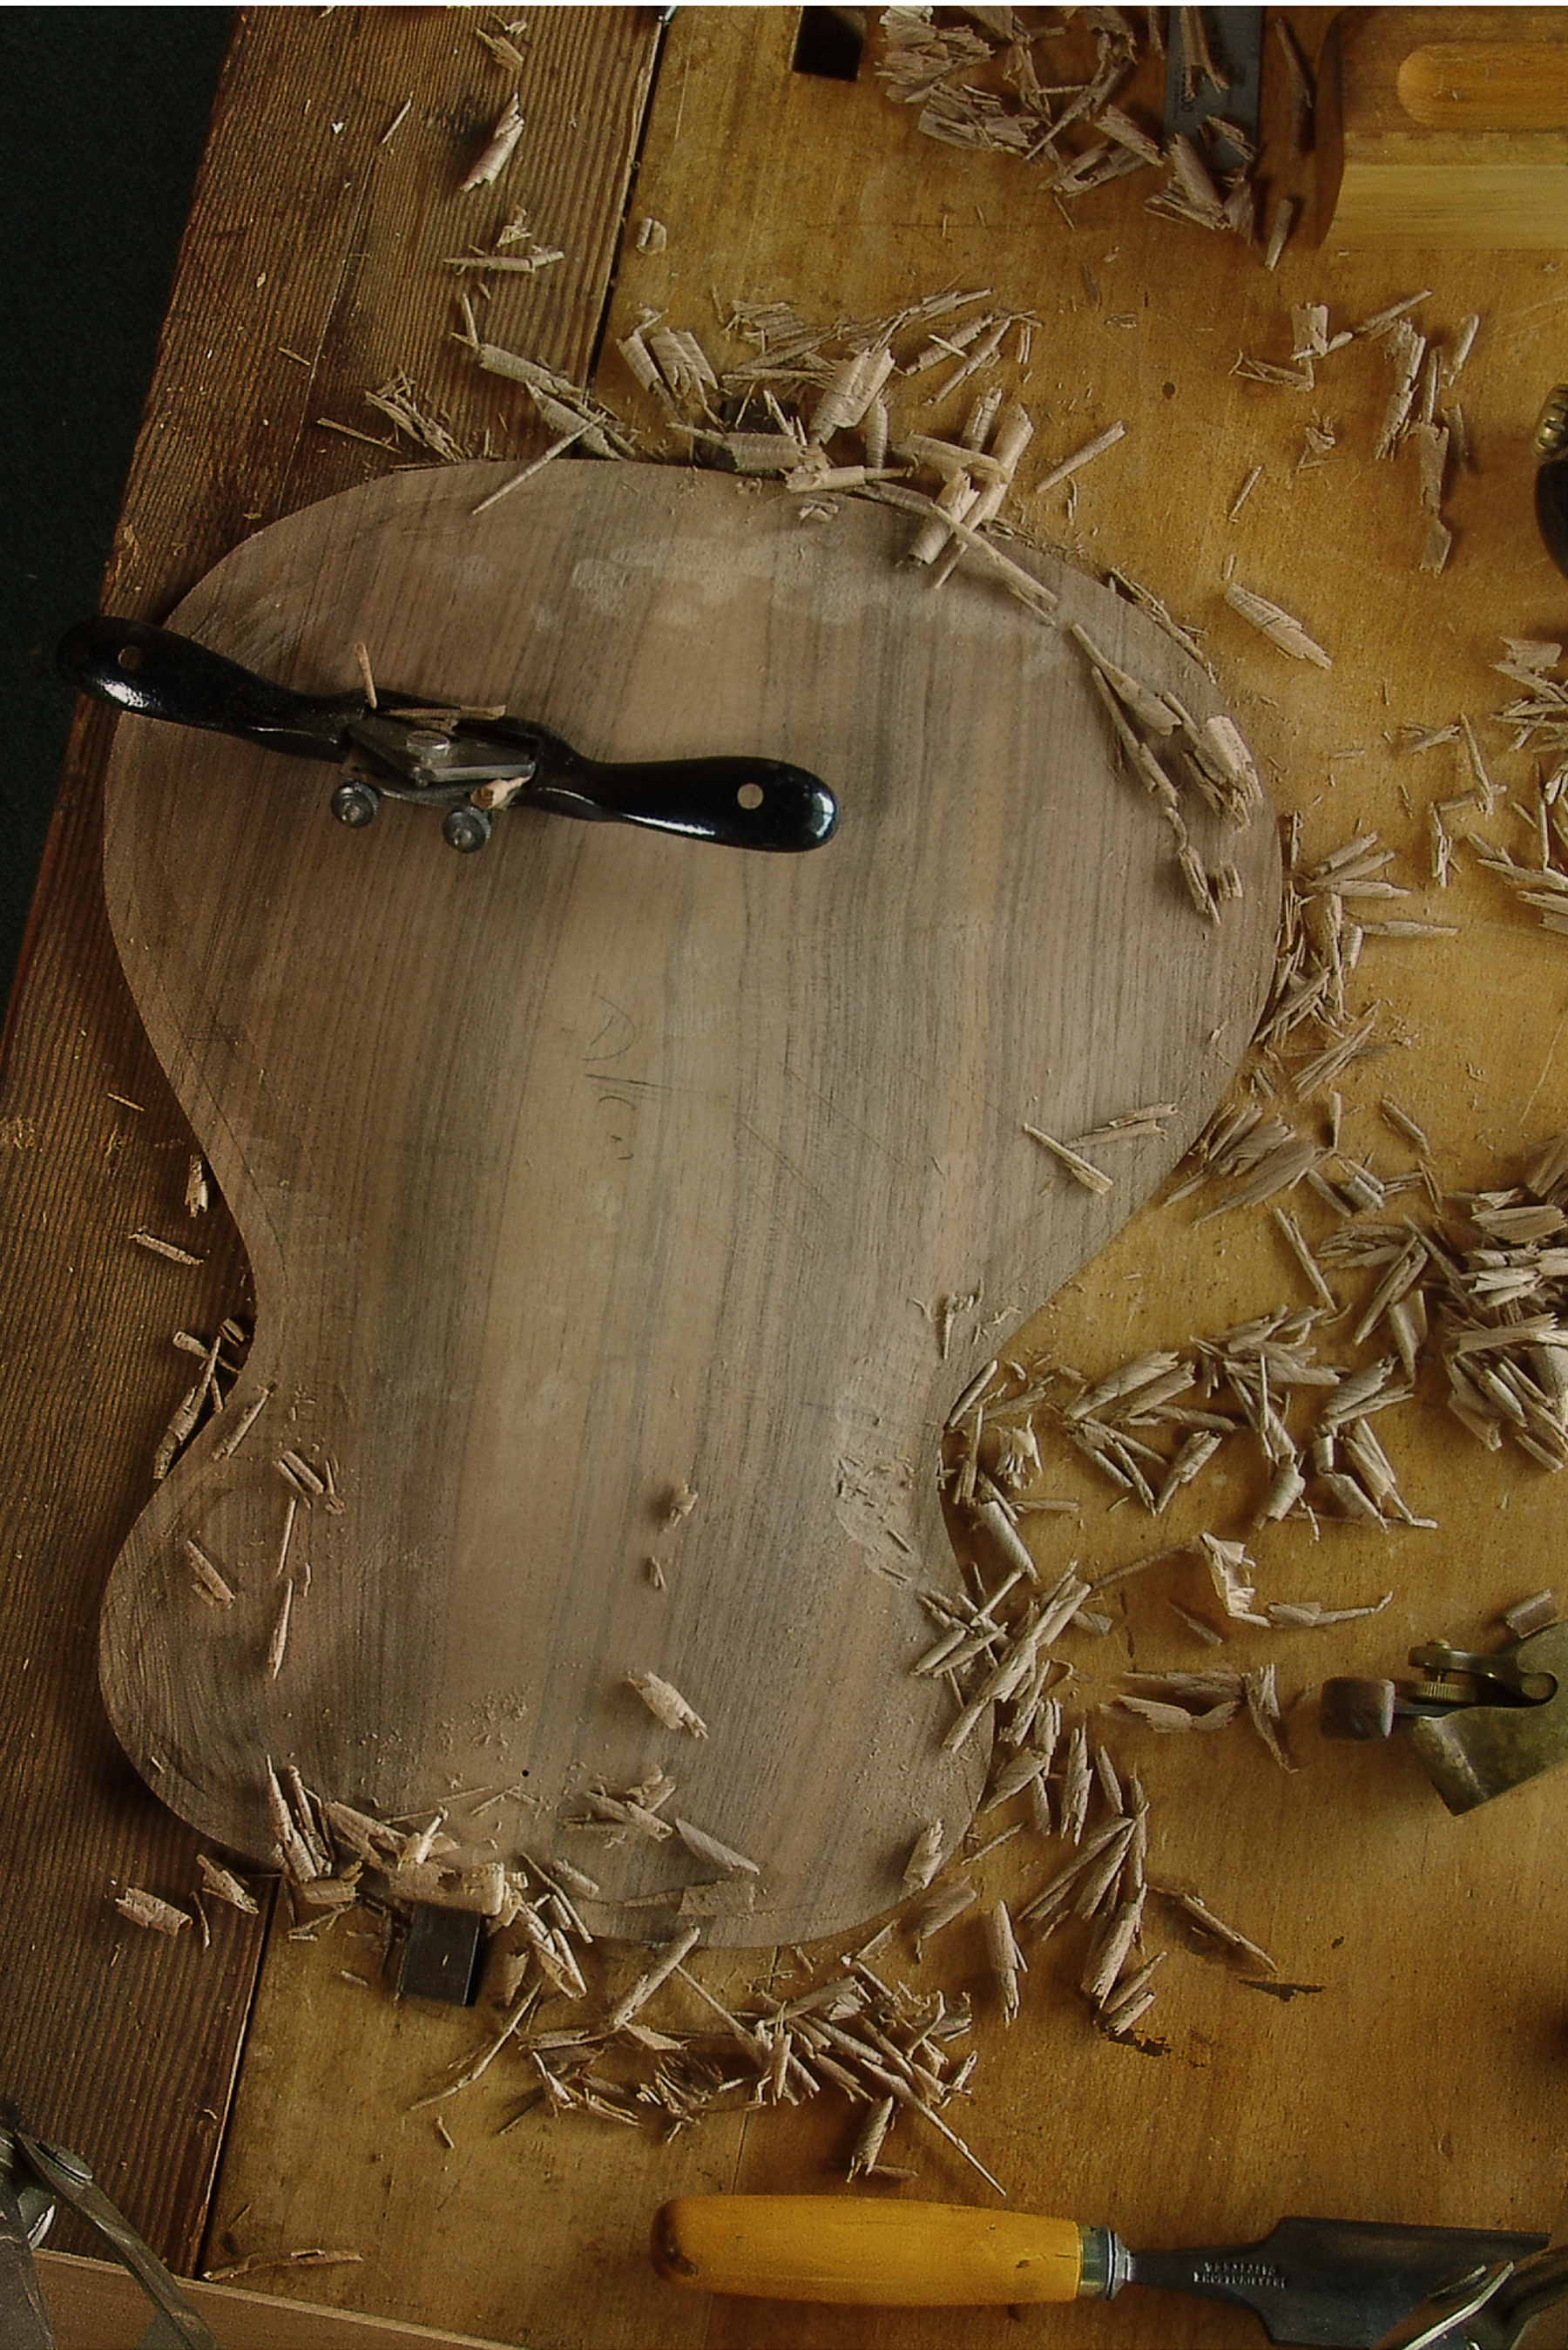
top-left (37, 2249), bottom-right (512, 2350)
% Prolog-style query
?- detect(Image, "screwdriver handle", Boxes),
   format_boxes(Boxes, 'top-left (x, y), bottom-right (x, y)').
top-left (651, 2196), bottom-right (1088, 2306)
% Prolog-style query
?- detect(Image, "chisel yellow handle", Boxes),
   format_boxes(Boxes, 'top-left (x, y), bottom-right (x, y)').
top-left (651, 2196), bottom-right (1090, 2306)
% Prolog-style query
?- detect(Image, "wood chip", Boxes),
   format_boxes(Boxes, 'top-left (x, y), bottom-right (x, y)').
top-left (1023, 1123), bottom-right (1113, 1193)
top-left (461, 95), bottom-right (524, 192)
top-left (131, 1229), bottom-right (204, 1266)
top-left (1223, 582), bottom-right (1333, 668)
top-left (114, 1886), bottom-right (192, 1936)
top-left (627, 1671), bottom-right (708, 1737)
top-left (198, 1855), bottom-right (260, 1914)
top-left (673, 1818), bottom-right (761, 1876)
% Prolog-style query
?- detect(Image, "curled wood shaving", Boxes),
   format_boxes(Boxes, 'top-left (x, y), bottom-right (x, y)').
top-left (198, 1855), bottom-right (260, 1913)
top-left (114, 1886), bottom-right (192, 1936)
top-left (460, 95), bottom-right (524, 192)
top-left (902, 1819), bottom-right (946, 1894)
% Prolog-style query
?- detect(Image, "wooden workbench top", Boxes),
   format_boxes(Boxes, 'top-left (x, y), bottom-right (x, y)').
top-left (3, 10), bottom-right (1565, 2347)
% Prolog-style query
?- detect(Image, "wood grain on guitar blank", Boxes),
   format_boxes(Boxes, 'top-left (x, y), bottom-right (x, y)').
top-left (97, 459), bottom-right (1281, 1947)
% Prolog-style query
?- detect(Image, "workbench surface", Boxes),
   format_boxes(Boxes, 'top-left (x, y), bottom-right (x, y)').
top-left (3, 9), bottom-right (1565, 2347)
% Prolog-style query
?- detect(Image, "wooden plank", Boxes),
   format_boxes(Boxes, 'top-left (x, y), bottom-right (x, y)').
top-left (197, 12), bottom-right (1568, 2347)
top-left (37, 2252), bottom-right (509, 2350)
top-left (110, 4), bottom-right (661, 610)
top-left (0, 4), bottom-right (659, 2273)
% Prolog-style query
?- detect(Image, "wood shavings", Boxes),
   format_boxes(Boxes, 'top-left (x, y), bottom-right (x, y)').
top-left (364, 376), bottom-right (467, 464)
top-left (446, 244), bottom-right (564, 278)
top-left (1504, 1589), bottom-right (1558, 1637)
top-left (1023, 1121), bottom-right (1113, 1194)
top-left (909, 1880), bottom-right (977, 1954)
top-left (1242, 1663), bottom-right (1295, 1770)
top-left (1072, 1101), bottom-right (1177, 1151)
top-left (1291, 304), bottom-right (1330, 363)
top-left (1373, 319), bottom-right (1426, 461)
top-left (627, 1671), bottom-right (708, 1737)
top-left (673, 1818), bottom-right (761, 1876)
top-left (186, 1536), bottom-right (236, 1608)
top-left (984, 1900), bottom-right (1025, 2023)
top-left (202, 2251), bottom-right (363, 2286)
top-left (114, 1886), bottom-right (192, 1936)
top-left (926, 401), bottom-right (1034, 582)
top-left (1159, 1886), bottom-right (1276, 1972)
top-left (471, 427), bottom-right (588, 517)
top-left (213, 1384), bottom-right (272, 1461)
top-left (902, 1820), bottom-right (946, 1895)
top-left (607, 1927), bottom-right (703, 2032)
top-left (573, 1785), bottom-right (674, 1842)
top-left (131, 1229), bottom-right (204, 1267)
top-left (1223, 582), bottom-right (1332, 669)
top-left (1069, 625), bottom-right (1178, 736)
top-left (661, 1483), bottom-right (699, 1530)
top-left (1036, 421), bottom-right (1127, 496)
top-left (809, 345), bottom-right (896, 447)
top-left (198, 1855), bottom-right (260, 1914)
top-left (475, 23), bottom-right (528, 72)
top-left (471, 342), bottom-right (636, 459)
top-left (267, 1581), bottom-right (294, 1679)
top-left (460, 95), bottom-right (524, 192)
top-left (152, 1351), bottom-right (218, 1483)
top-left (862, 482), bottom-right (1058, 617)
top-left (1191, 1533), bottom-right (1267, 1623)
top-left (1228, 464), bottom-right (1263, 519)
top-left (1265, 1592), bottom-right (1393, 1629)
top-left (1233, 352), bottom-right (1316, 393)
top-left (847, 2095), bottom-right (898, 2177)
top-left (1351, 291), bottom-right (1434, 342)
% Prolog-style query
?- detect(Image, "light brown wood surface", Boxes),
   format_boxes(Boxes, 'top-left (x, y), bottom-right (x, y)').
top-left (10, 10), bottom-right (1568, 2350)
top-left (97, 456), bottom-right (1278, 1946)
top-left (1318, 7), bottom-right (1568, 244)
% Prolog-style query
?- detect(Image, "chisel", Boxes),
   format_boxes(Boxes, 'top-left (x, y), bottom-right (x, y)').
top-left (651, 2196), bottom-right (1546, 2347)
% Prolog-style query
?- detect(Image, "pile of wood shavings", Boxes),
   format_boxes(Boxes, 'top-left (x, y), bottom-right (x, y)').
top-left (1472, 640), bottom-right (1568, 938)
top-left (874, 7), bottom-right (1291, 254)
top-left (1227, 290), bottom-right (1479, 578)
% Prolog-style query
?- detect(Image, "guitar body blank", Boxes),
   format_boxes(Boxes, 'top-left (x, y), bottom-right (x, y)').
top-left (97, 460), bottom-right (1280, 1947)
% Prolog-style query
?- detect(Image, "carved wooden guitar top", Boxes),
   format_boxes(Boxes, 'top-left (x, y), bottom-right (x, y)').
top-left (96, 460), bottom-right (1281, 1946)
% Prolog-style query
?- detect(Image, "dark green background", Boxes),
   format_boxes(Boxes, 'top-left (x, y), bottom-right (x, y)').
top-left (1, 7), bottom-right (232, 1012)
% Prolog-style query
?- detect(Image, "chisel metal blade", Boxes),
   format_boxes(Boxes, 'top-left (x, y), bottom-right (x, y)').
top-left (1127, 2216), bottom-right (1549, 2347)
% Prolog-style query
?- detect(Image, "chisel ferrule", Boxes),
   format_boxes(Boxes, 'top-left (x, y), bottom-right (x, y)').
top-left (1077, 2226), bottom-right (1134, 2301)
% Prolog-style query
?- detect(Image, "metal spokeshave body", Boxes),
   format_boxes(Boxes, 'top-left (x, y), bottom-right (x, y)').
top-left (57, 615), bottom-right (839, 856)
top-left (1320, 1622), bottom-right (1568, 1812)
